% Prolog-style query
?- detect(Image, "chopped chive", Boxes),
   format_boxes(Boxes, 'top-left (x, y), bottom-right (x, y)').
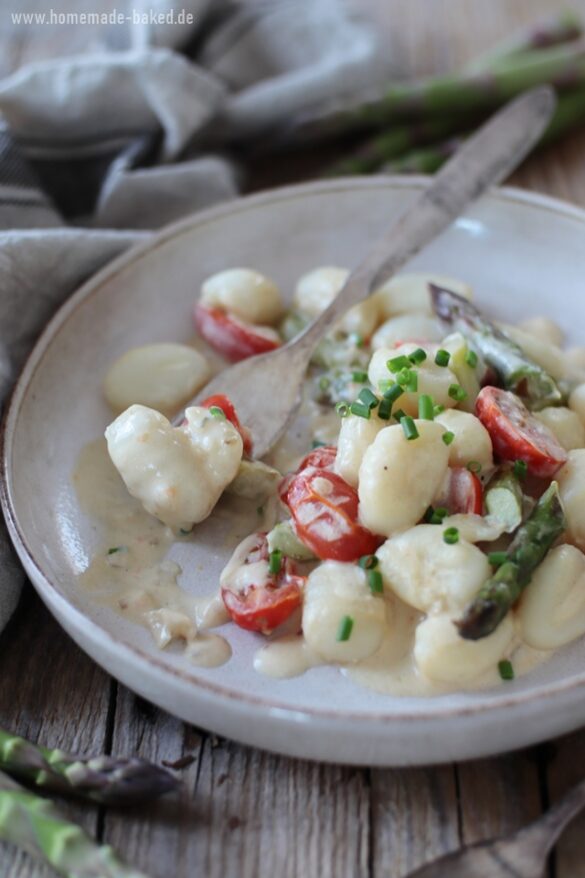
top-left (268, 550), bottom-right (282, 575)
top-left (358, 388), bottom-right (379, 409)
top-left (435, 349), bottom-right (451, 367)
top-left (378, 398), bottom-right (392, 420)
top-left (430, 507), bottom-right (449, 524)
top-left (418, 394), bottom-right (434, 420)
top-left (442, 431), bottom-right (455, 446)
top-left (488, 551), bottom-right (508, 567)
top-left (382, 383), bottom-right (404, 404)
top-left (359, 554), bottom-right (379, 570)
top-left (179, 528), bottom-right (192, 536)
top-left (513, 460), bottom-right (528, 480)
top-left (367, 569), bottom-right (384, 595)
top-left (350, 401), bottom-right (371, 419)
top-left (448, 384), bottom-right (467, 402)
top-left (336, 402), bottom-right (349, 418)
top-left (352, 370), bottom-right (368, 383)
top-left (443, 527), bottom-right (459, 545)
top-left (351, 333), bottom-right (364, 348)
top-left (424, 506), bottom-right (436, 523)
top-left (393, 408), bottom-right (407, 423)
top-left (467, 460), bottom-right (482, 474)
top-left (319, 376), bottom-right (331, 392)
top-left (256, 505), bottom-right (264, 516)
top-left (336, 615), bottom-right (354, 642)
top-left (433, 404), bottom-right (446, 416)
top-left (209, 405), bottom-right (226, 419)
top-left (387, 355), bottom-right (411, 373)
top-left (409, 347), bottom-right (427, 365)
top-left (401, 416), bottom-right (419, 441)
top-left (465, 349), bottom-right (478, 368)
top-left (498, 659), bottom-right (514, 681)
top-left (107, 546), bottom-right (126, 555)
top-left (396, 367), bottom-right (413, 387)
top-left (406, 371), bottom-right (418, 392)
top-left (311, 439), bottom-right (326, 449)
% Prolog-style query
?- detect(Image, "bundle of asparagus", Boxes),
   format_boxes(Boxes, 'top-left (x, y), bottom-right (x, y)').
top-left (0, 727), bottom-right (179, 876)
top-left (325, 11), bottom-right (585, 177)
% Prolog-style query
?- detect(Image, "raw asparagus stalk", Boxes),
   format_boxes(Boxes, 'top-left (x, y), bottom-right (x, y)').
top-left (485, 470), bottom-right (524, 532)
top-left (457, 481), bottom-right (566, 640)
top-left (0, 770), bottom-right (150, 878)
top-left (467, 10), bottom-right (583, 73)
top-left (302, 39), bottom-right (585, 140)
top-left (382, 136), bottom-right (464, 174)
top-left (0, 728), bottom-right (178, 805)
top-left (430, 284), bottom-right (562, 409)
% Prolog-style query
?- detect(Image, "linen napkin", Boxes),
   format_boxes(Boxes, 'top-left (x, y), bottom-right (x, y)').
top-left (0, 0), bottom-right (392, 631)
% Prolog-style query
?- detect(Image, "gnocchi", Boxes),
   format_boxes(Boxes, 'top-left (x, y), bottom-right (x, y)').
top-left (358, 421), bottom-right (450, 536)
top-left (435, 409), bottom-right (494, 471)
top-left (201, 268), bottom-right (283, 325)
top-left (302, 562), bottom-right (388, 662)
top-left (535, 407), bottom-right (585, 452)
top-left (105, 404), bottom-right (243, 530)
top-left (414, 614), bottom-right (514, 685)
top-left (294, 266), bottom-right (381, 339)
top-left (558, 450), bottom-right (585, 550)
top-left (103, 343), bottom-right (210, 414)
top-left (335, 411), bottom-right (386, 487)
top-left (517, 545), bottom-right (585, 649)
top-left (368, 343), bottom-right (458, 416)
top-left (373, 272), bottom-right (473, 318)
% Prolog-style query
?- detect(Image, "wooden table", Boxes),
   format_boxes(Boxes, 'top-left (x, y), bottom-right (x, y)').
top-left (2, 1), bottom-right (585, 875)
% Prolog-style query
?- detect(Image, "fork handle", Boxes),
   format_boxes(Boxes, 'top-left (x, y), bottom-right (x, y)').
top-left (516, 777), bottom-right (585, 857)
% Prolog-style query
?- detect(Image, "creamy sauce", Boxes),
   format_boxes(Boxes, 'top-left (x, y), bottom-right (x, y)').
top-left (254, 635), bottom-right (324, 678)
top-left (74, 439), bottom-right (231, 667)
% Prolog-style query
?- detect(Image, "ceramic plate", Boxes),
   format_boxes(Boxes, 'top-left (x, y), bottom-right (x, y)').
top-left (4, 177), bottom-right (585, 766)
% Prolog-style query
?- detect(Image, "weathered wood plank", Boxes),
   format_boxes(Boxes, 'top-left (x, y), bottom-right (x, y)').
top-left (0, 587), bottom-right (112, 876)
top-left (545, 730), bottom-right (585, 878)
top-left (370, 766), bottom-right (460, 877)
top-left (104, 690), bottom-right (371, 878)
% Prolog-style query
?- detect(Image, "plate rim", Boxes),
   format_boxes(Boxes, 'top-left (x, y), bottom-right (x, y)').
top-left (4, 174), bottom-right (585, 727)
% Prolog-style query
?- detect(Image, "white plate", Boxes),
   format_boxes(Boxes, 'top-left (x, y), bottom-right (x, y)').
top-left (3, 177), bottom-right (585, 766)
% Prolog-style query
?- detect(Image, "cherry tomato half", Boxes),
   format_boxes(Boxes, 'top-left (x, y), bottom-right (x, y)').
top-left (221, 533), bottom-right (304, 634)
top-left (476, 386), bottom-right (567, 478)
top-left (194, 303), bottom-right (281, 363)
top-left (439, 467), bottom-right (483, 515)
top-left (200, 393), bottom-right (252, 456)
top-left (283, 467), bottom-right (382, 562)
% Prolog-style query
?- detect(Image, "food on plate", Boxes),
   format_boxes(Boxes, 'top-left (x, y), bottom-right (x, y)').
top-left (79, 267), bottom-right (585, 694)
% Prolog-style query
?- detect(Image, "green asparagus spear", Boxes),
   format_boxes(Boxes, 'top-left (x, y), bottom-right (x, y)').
top-left (0, 770), bottom-right (150, 877)
top-left (485, 470), bottom-right (524, 532)
top-left (467, 11), bottom-right (583, 73)
top-left (299, 39), bottom-right (585, 141)
top-left (0, 728), bottom-right (178, 805)
top-left (430, 284), bottom-right (562, 409)
top-left (382, 136), bottom-right (464, 174)
top-left (457, 481), bottom-right (566, 640)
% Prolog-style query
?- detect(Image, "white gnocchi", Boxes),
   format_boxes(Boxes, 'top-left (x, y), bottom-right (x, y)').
top-left (435, 409), bottom-right (494, 471)
top-left (358, 421), bottom-right (450, 536)
top-left (517, 545), bottom-right (585, 650)
top-left (414, 614), bottom-right (514, 685)
top-left (558, 450), bottom-right (585, 551)
top-left (294, 266), bottom-right (381, 339)
top-left (373, 272), bottom-right (473, 318)
top-left (335, 412), bottom-right (386, 487)
top-left (201, 268), bottom-right (283, 325)
top-left (302, 562), bottom-right (388, 663)
top-left (370, 313), bottom-right (442, 350)
top-left (368, 343), bottom-right (458, 416)
top-left (535, 407), bottom-right (585, 452)
top-left (103, 343), bottom-right (210, 415)
top-left (105, 404), bottom-right (243, 530)
top-left (377, 525), bottom-right (491, 614)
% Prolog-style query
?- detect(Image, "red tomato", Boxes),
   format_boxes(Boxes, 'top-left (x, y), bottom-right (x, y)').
top-left (279, 445), bottom-right (337, 505)
top-left (439, 467), bottom-right (483, 515)
top-left (221, 533), bottom-right (304, 634)
top-left (200, 393), bottom-right (252, 456)
top-left (283, 468), bottom-right (382, 562)
top-left (194, 303), bottom-right (281, 363)
top-left (476, 386), bottom-right (567, 478)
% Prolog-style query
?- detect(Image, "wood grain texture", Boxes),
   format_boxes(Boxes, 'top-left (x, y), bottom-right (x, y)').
top-left (2, 1), bottom-right (585, 876)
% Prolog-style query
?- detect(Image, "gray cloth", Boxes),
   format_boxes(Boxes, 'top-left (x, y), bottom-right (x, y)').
top-left (0, 0), bottom-right (392, 632)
